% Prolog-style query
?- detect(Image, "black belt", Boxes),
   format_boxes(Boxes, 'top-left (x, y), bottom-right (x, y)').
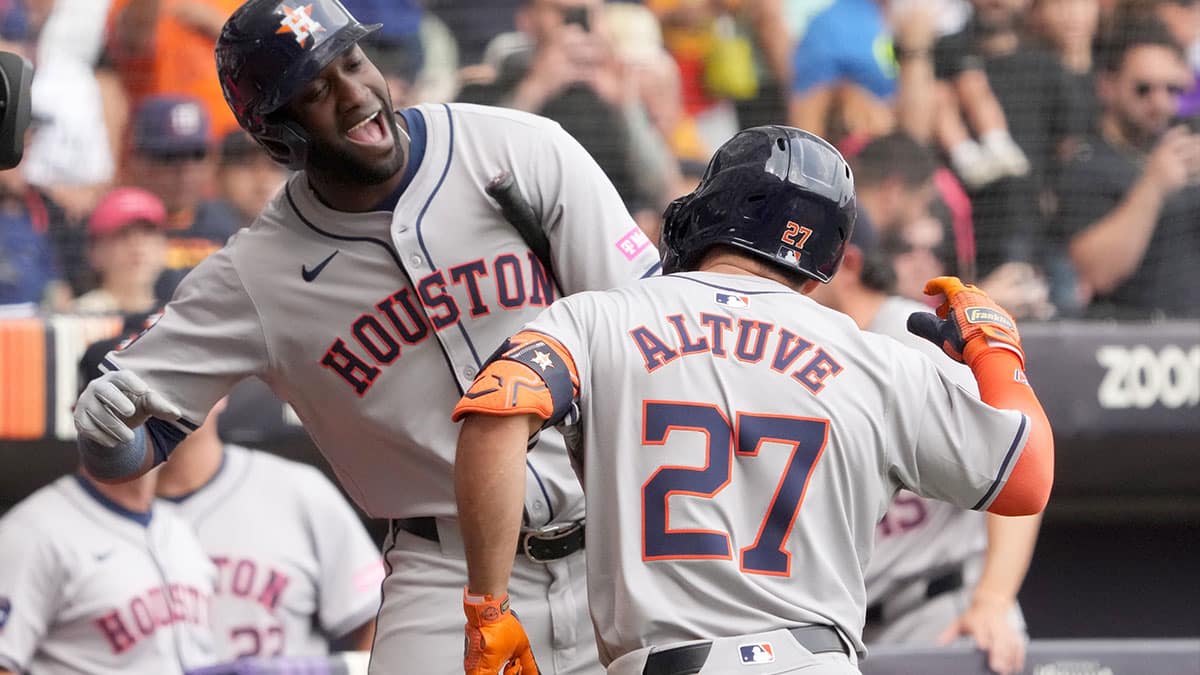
top-left (642, 625), bottom-right (848, 675)
top-left (865, 566), bottom-right (964, 625)
top-left (392, 517), bottom-right (585, 563)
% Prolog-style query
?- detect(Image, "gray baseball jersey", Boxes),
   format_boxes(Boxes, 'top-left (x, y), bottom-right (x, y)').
top-left (514, 271), bottom-right (1030, 663)
top-left (100, 102), bottom-right (658, 674)
top-left (863, 296), bottom-right (987, 606)
top-left (161, 444), bottom-right (384, 662)
top-left (103, 102), bottom-right (659, 521)
top-left (0, 475), bottom-right (216, 675)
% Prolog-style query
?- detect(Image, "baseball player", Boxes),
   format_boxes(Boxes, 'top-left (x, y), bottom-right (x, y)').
top-left (0, 339), bottom-right (216, 675)
top-left (155, 397), bottom-right (384, 662)
top-left (450, 126), bottom-right (1054, 675)
top-left (70, 1), bottom-right (660, 674)
top-left (806, 215), bottom-right (1039, 675)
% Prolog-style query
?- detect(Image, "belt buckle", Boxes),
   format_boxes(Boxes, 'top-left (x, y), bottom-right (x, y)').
top-left (521, 520), bottom-right (583, 564)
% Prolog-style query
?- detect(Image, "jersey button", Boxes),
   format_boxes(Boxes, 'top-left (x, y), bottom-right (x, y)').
top-left (463, 366), bottom-right (477, 378)
top-left (409, 254), bottom-right (423, 267)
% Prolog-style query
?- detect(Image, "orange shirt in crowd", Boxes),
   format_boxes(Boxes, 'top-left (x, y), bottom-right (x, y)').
top-left (106, 0), bottom-right (244, 140)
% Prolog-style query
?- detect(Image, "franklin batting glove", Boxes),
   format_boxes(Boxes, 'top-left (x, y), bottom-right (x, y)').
top-left (463, 588), bottom-right (539, 675)
top-left (907, 276), bottom-right (1025, 368)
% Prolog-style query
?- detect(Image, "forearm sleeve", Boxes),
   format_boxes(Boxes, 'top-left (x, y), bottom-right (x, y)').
top-left (972, 350), bottom-right (1055, 516)
top-left (77, 426), bottom-right (149, 482)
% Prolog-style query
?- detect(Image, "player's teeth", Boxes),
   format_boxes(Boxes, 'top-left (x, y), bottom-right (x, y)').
top-left (348, 112), bottom-right (378, 133)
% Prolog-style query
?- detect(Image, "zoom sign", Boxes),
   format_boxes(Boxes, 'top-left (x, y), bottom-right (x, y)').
top-left (1096, 345), bottom-right (1200, 409)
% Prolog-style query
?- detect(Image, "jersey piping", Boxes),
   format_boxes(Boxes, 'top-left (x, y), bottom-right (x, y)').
top-left (414, 104), bottom-right (486, 370)
top-left (972, 413), bottom-right (1029, 510)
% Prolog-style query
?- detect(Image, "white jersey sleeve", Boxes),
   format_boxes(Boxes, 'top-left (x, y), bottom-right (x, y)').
top-left (884, 340), bottom-right (1029, 511)
top-left (297, 467), bottom-right (385, 638)
top-left (527, 121), bottom-right (661, 293)
top-left (105, 242), bottom-right (269, 432)
top-left (0, 510), bottom-right (62, 672)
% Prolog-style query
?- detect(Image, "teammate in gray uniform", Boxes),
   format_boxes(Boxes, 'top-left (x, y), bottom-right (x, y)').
top-left (807, 216), bottom-right (1039, 675)
top-left (0, 341), bottom-right (216, 675)
top-left (70, 2), bottom-right (660, 674)
top-left (450, 127), bottom-right (1055, 675)
top-left (155, 397), bottom-right (383, 662)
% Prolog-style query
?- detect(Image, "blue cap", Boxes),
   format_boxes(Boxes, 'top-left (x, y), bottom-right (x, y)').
top-left (131, 95), bottom-right (211, 157)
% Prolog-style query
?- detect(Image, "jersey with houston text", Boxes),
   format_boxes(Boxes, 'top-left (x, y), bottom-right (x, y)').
top-left (0, 475), bottom-right (215, 675)
top-left (104, 102), bottom-right (660, 521)
top-left (863, 296), bottom-right (987, 605)
top-left (162, 445), bottom-right (384, 661)
top-left (518, 271), bottom-right (1029, 663)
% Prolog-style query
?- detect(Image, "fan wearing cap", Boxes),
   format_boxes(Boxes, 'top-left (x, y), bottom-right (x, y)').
top-left (107, 0), bottom-right (243, 138)
top-left (124, 95), bottom-right (242, 302)
top-left (72, 187), bottom-right (169, 316)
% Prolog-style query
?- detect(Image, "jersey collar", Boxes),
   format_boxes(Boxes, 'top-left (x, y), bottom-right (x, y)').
top-left (73, 474), bottom-right (153, 527)
top-left (370, 107), bottom-right (428, 212)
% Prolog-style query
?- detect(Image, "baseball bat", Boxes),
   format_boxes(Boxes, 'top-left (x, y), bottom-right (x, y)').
top-left (486, 171), bottom-right (557, 287)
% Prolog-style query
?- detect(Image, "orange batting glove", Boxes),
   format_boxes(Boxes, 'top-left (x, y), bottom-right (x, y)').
top-left (907, 276), bottom-right (1025, 369)
top-left (463, 588), bottom-right (540, 675)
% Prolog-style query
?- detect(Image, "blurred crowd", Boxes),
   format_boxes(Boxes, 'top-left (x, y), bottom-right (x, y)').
top-left (1, 0), bottom-right (1198, 322)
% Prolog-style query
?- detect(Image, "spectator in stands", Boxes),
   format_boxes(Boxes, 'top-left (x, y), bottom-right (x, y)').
top-left (848, 131), bottom-right (940, 235)
top-left (643, 0), bottom-right (741, 154)
top-left (72, 187), bottom-right (168, 316)
top-left (0, 116), bottom-right (73, 316)
top-left (933, 32), bottom-right (1031, 189)
top-left (460, 0), bottom-right (668, 221)
top-left (0, 337), bottom-right (217, 675)
top-left (887, 210), bottom-right (957, 304)
top-left (22, 0), bottom-right (120, 222)
top-left (207, 130), bottom-right (288, 231)
top-left (1057, 19), bottom-right (1200, 318)
top-left (1028, 0), bottom-right (1102, 134)
top-left (106, 0), bottom-right (243, 139)
top-left (1116, 0), bottom-right (1200, 118)
top-left (125, 95), bottom-right (237, 302)
top-left (788, 0), bottom-right (939, 145)
top-left (934, 0), bottom-right (1089, 279)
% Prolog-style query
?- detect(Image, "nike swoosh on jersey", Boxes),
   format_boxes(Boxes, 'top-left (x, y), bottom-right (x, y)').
top-left (302, 250), bottom-right (339, 282)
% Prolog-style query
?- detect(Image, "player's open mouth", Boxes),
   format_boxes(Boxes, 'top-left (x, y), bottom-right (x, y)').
top-left (344, 111), bottom-right (389, 147)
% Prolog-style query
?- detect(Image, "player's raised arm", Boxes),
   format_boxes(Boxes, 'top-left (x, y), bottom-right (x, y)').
top-left (73, 246), bottom-right (268, 483)
top-left (907, 276), bottom-right (1055, 516)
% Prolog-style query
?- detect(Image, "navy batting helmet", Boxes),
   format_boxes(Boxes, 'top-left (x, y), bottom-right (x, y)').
top-left (215, 0), bottom-right (381, 169)
top-left (661, 126), bottom-right (856, 283)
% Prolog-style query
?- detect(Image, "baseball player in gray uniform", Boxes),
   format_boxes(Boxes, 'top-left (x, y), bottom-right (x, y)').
top-left (450, 127), bottom-right (1054, 675)
top-left (807, 215), bottom-right (1039, 675)
top-left (0, 341), bottom-right (216, 675)
top-left (155, 397), bottom-right (383, 662)
top-left (70, 2), bottom-right (660, 674)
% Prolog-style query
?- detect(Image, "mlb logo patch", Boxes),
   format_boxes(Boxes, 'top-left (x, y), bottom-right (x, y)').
top-left (739, 642), bottom-right (775, 664)
top-left (715, 293), bottom-right (750, 308)
top-left (0, 596), bottom-right (11, 630)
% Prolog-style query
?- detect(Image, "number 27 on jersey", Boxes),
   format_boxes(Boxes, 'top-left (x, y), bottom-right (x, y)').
top-left (640, 400), bottom-right (830, 577)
